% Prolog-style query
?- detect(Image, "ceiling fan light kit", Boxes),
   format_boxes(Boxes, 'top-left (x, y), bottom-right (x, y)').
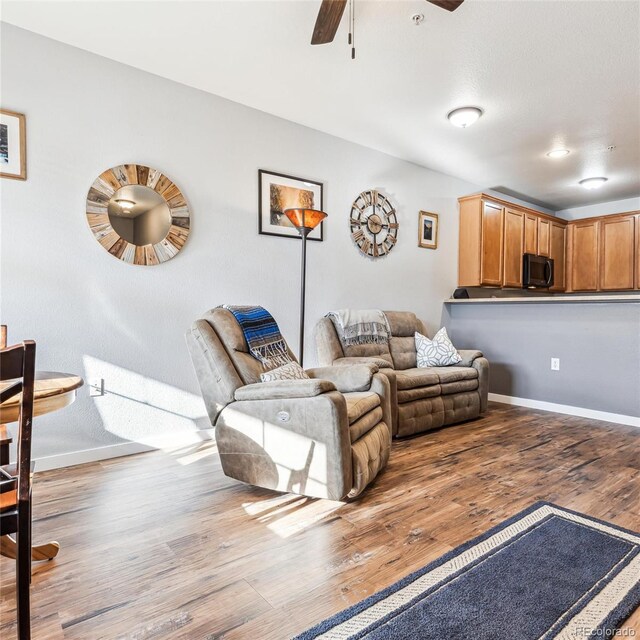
top-left (579, 177), bottom-right (608, 190)
top-left (546, 148), bottom-right (570, 159)
top-left (447, 106), bottom-right (483, 128)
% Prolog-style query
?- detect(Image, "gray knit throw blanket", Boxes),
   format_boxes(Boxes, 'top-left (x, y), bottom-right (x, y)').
top-left (326, 309), bottom-right (391, 347)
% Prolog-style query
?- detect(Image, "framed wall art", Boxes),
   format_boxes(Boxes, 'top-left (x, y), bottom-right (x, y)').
top-left (0, 109), bottom-right (26, 180)
top-left (259, 169), bottom-right (324, 241)
top-left (418, 211), bottom-right (439, 249)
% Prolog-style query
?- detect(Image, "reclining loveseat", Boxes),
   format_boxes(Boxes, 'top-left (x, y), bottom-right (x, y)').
top-left (315, 311), bottom-right (489, 438)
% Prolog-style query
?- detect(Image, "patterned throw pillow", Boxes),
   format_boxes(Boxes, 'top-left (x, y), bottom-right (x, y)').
top-left (415, 328), bottom-right (462, 367)
top-left (260, 361), bottom-right (310, 382)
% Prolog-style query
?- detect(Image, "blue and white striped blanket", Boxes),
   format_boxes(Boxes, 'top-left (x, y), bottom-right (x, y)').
top-left (222, 305), bottom-right (292, 368)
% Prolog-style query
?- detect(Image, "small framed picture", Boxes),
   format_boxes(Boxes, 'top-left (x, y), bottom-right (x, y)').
top-left (259, 169), bottom-right (324, 241)
top-left (0, 109), bottom-right (26, 181)
top-left (418, 211), bottom-right (438, 249)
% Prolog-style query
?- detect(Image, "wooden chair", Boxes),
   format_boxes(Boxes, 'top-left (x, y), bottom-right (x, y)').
top-left (0, 339), bottom-right (36, 640)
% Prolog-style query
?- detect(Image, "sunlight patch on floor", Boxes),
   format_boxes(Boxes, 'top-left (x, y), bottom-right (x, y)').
top-left (242, 494), bottom-right (344, 538)
top-left (257, 496), bottom-right (309, 521)
top-left (266, 498), bottom-right (343, 538)
top-left (242, 494), bottom-right (302, 516)
top-left (172, 442), bottom-right (218, 466)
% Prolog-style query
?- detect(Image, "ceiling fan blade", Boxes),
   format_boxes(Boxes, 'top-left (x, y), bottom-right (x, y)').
top-left (426, 0), bottom-right (464, 11)
top-left (311, 0), bottom-right (348, 45)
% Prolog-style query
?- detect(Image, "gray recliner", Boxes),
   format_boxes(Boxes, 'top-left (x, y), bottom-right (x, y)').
top-left (315, 311), bottom-right (489, 438)
top-left (186, 308), bottom-right (392, 500)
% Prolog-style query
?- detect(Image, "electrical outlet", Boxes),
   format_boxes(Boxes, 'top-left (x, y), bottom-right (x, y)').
top-left (89, 378), bottom-right (105, 397)
top-left (551, 358), bottom-right (560, 371)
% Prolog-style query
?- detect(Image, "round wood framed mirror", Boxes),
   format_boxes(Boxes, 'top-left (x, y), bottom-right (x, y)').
top-left (86, 164), bottom-right (190, 265)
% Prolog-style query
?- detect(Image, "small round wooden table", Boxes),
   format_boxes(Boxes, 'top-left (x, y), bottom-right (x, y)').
top-left (0, 371), bottom-right (84, 561)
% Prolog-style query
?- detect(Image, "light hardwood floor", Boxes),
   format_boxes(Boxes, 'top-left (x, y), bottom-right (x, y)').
top-left (1, 402), bottom-right (639, 639)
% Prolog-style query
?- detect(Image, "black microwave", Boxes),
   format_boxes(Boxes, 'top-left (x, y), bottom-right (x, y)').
top-left (523, 253), bottom-right (554, 288)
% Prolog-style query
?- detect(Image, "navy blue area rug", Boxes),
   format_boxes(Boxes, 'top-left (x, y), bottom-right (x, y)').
top-left (295, 502), bottom-right (640, 639)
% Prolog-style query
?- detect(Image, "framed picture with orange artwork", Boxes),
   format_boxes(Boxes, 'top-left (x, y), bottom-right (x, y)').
top-left (258, 169), bottom-right (324, 241)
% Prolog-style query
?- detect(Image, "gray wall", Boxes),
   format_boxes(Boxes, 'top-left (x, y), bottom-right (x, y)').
top-left (557, 196), bottom-right (640, 220)
top-left (443, 301), bottom-right (640, 417)
top-left (0, 25), bottom-right (478, 462)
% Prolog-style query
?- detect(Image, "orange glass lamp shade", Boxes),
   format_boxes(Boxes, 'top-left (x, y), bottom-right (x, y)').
top-left (284, 208), bottom-right (327, 231)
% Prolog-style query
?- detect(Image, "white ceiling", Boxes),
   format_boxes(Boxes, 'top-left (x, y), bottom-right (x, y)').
top-left (2, 0), bottom-right (639, 210)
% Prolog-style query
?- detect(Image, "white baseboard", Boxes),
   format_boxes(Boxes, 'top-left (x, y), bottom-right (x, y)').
top-left (488, 393), bottom-right (640, 428)
top-left (33, 441), bottom-right (154, 472)
top-left (32, 429), bottom-right (214, 472)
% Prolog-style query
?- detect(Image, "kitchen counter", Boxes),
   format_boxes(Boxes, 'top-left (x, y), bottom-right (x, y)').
top-left (445, 294), bottom-right (640, 304)
top-left (442, 295), bottom-right (640, 419)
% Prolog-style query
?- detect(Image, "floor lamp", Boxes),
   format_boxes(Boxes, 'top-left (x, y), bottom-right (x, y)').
top-left (284, 208), bottom-right (327, 366)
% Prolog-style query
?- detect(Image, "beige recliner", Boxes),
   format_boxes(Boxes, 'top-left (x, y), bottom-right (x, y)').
top-left (186, 308), bottom-right (392, 500)
top-left (315, 311), bottom-right (489, 438)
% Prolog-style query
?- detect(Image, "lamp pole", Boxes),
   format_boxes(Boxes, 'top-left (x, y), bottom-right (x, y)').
top-left (283, 208), bottom-right (328, 367)
top-left (298, 224), bottom-right (311, 365)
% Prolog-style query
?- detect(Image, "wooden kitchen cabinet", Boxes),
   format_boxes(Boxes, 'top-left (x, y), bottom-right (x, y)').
top-left (480, 202), bottom-right (504, 286)
top-left (458, 196), bottom-right (483, 286)
top-left (458, 196), bottom-right (504, 287)
top-left (538, 218), bottom-right (551, 257)
top-left (524, 214), bottom-right (538, 254)
top-left (503, 208), bottom-right (525, 287)
top-left (568, 220), bottom-right (599, 291)
top-left (636, 214), bottom-right (640, 289)
top-left (459, 194), bottom-right (564, 289)
top-left (458, 192), bottom-right (636, 293)
top-left (549, 222), bottom-right (566, 291)
top-left (599, 214), bottom-right (636, 290)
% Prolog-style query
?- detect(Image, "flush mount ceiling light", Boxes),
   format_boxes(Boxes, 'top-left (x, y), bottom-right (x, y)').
top-left (579, 177), bottom-right (608, 190)
top-left (447, 107), bottom-right (483, 128)
top-left (546, 148), bottom-right (570, 158)
top-left (115, 199), bottom-right (136, 208)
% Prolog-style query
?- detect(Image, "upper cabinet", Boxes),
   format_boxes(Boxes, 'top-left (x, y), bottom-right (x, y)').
top-left (458, 193), bottom-right (638, 293)
top-left (598, 214), bottom-right (636, 291)
top-left (636, 214), bottom-right (640, 290)
top-left (567, 213), bottom-right (639, 292)
top-left (549, 222), bottom-right (566, 292)
top-left (524, 214), bottom-right (538, 254)
top-left (480, 201), bottom-right (504, 286)
top-left (566, 220), bottom-right (599, 291)
top-left (458, 196), bottom-right (504, 287)
top-left (537, 218), bottom-right (551, 257)
top-left (458, 197), bottom-right (483, 287)
top-left (503, 208), bottom-right (525, 288)
top-left (458, 194), bottom-right (564, 290)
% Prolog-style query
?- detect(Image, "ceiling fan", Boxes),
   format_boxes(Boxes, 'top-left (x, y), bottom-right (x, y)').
top-left (311, 0), bottom-right (464, 47)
